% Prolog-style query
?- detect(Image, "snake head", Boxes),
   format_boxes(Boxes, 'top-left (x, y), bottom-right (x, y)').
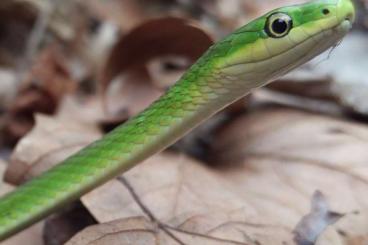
top-left (218, 0), bottom-right (355, 88)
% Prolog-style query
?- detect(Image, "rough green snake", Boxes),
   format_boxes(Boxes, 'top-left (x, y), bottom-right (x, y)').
top-left (0, 0), bottom-right (355, 241)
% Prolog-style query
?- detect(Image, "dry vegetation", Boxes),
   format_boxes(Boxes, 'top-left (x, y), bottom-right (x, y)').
top-left (0, 0), bottom-right (368, 244)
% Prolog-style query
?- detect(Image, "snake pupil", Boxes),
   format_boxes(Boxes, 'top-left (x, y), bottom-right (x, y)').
top-left (272, 19), bottom-right (288, 34)
top-left (265, 13), bottom-right (293, 38)
top-left (322, 9), bottom-right (330, 15)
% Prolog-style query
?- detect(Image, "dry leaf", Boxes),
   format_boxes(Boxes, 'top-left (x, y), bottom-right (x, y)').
top-left (76, 108), bottom-right (368, 245)
top-left (0, 68), bottom-right (17, 109)
top-left (294, 191), bottom-right (344, 245)
top-left (56, 95), bottom-right (106, 126)
top-left (82, 0), bottom-right (147, 32)
top-left (101, 17), bottom-right (212, 88)
top-left (101, 17), bottom-right (213, 118)
top-left (267, 78), bottom-right (336, 103)
top-left (0, 160), bottom-right (44, 245)
top-left (3, 46), bottom-right (77, 144)
top-left (43, 203), bottom-right (97, 245)
top-left (79, 153), bottom-right (296, 244)
top-left (5, 114), bottom-right (102, 185)
top-left (0, 160), bottom-right (13, 196)
top-left (1, 222), bottom-right (44, 245)
top-left (67, 216), bottom-right (283, 245)
top-left (105, 68), bottom-right (163, 118)
top-left (0, 1), bottom-right (37, 66)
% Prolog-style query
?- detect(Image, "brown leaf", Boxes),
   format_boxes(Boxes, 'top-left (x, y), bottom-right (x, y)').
top-left (3, 46), bottom-right (77, 144)
top-left (0, 1), bottom-right (37, 66)
top-left (0, 160), bottom-right (13, 196)
top-left (23, 46), bottom-right (76, 102)
top-left (78, 108), bottom-right (368, 245)
top-left (80, 153), bottom-right (296, 244)
top-left (102, 16), bottom-right (213, 84)
top-left (68, 216), bottom-right (277, 245)
top-left (43, 203), bottom-right (97, 245)
top-left (101, 17), bottom-right (213, 117)
top-left (5, 114), bottom-right (102, 185)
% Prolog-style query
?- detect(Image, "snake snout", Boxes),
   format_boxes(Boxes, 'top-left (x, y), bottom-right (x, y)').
top-left (344, 12), bottom-right (354, 23)
top-left (337, 0), bottom-right (356, 24)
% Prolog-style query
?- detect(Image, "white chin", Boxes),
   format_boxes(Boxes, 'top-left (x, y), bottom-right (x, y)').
top-left (335, 20), bottom-right (353, 34)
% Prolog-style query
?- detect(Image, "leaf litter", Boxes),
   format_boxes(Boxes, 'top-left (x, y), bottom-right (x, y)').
top-left (0, 0), bottom-right (366, 244)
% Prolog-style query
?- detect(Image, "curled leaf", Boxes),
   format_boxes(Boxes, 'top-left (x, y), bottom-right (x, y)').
top-left (101, 17), bottom-right (213, 117)
top-left (101, 16), bottom-right (213, 89)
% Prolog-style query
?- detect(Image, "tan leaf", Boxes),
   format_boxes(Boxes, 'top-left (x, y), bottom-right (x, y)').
top-left (79, 108), bottom-right (368, 244)
top-left (105, 68), bottom-right (163, 118)
top-left (80, 153), bottom-right (295, 244)
top-left (0, 69), bottom-right (17, 108)
top-left (67, 216), bottom-right (288, 245)
top-left (5, 114), bottom-right (102, 185)
top-left (0, 160), bottom-right (44, 245)
top-left (1, 222), bottom-right (44, 245)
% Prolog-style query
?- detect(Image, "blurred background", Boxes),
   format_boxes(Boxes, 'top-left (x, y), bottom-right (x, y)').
top-left (0, 0), bottom-right (368, 245)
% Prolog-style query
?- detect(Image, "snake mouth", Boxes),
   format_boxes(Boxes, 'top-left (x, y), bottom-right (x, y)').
top-left (345, 14), bottom-right (354, 23)
top-left (334, 19), bottom-right (353, 35)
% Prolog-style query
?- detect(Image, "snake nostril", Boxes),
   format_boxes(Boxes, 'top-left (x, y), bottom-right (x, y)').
top-left (345, 13), bottom-right (353, 22)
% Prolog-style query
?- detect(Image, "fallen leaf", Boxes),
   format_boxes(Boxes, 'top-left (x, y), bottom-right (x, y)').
top-left (81, 0), bottom-right (147, 32)
top-left (79, 153), bottom-right (296, 244)
top-left (101, 17), bottom-right (212, 89)
top-left (43, 202), bottom-right (97, 245)
top-left (5, 114), bottom-right (102, 185)
top-left (0, 160), bottom-right (44, 245)
top-left (3, 46), bottom-right (77, 144)
top-left (101, 17), bottom-right (213, 117)
top-left (0, 68), bottom-right (17, 109)
top-left (0, 160), bottom-right (13, 196)
top-left (294, 191), bottom-right (344, 245)
top-left (77, 108), bottom-right (368, 245)
top-left (68, 216), bottom-right (287, 245)
top-left (1, 222), bottom-right (44, 245)
top-left (0, 1), bottom-right (37, 66)
top-left (104, 68), bottom-right (163, 118)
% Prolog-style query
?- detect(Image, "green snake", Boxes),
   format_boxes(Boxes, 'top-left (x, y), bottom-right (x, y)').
top-left (0, 0), bottom-right (355, 241)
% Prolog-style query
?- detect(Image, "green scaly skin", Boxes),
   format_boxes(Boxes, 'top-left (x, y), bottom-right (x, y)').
top-left (0, 0), bottom-right (355, 240)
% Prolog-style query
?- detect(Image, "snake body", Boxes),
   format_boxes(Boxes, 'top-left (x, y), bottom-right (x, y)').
top-left (0, 0), bottom-right (355, 240)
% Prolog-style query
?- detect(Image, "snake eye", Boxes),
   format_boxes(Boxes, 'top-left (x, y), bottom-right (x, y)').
top-left (322, 8), bottom-right (330, 15)
top-left (265, 13), bottom-right (293, 38)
